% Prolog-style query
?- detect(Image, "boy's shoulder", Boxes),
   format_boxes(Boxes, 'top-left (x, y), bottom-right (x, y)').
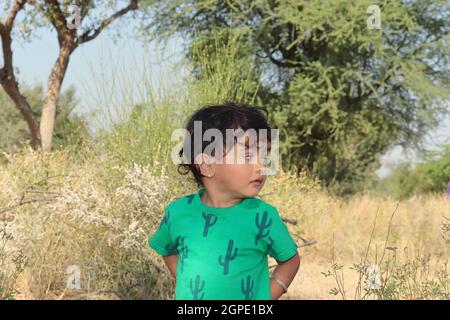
top-left (251, 197), bottom-right (279, 213)
top-left (164, 192), bottom-right (198, 212)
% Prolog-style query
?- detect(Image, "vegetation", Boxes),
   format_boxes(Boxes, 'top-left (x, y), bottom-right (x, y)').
top-left (1, 0), bottom-right (449, 300)
top-left (143, 0), bottom-right (450, 195)
top-left (0, 84), bottom-right (90, 165)
top-left (373, 145), bottom-right (450, 199)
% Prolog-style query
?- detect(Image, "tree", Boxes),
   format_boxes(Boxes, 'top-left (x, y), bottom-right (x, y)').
top-left (0, 82), bottom-right (90, 164)
top-left (144, 0), bottom-right (450, 194)
top-left (0, 0), bottom-right (143, 152)
top-left (375, 144), bottom-right (450, 199)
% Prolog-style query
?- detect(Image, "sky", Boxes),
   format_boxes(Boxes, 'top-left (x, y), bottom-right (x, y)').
top-left (12, 26), bottom-right (185, 131)
top-left (5, 19), bottom-right (450, 178)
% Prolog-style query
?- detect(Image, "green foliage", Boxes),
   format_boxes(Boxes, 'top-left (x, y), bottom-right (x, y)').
top-left (51, 86), bottom-right (91, 151)
top-left (95, 100), bottom-right (180, 174)
top-left (143, 0), bottom-right (450, 195)
top-left (0, 84), bottom-right (90, 164)
top-left (0, 226), bottom-right (27, 300)
top-left (93, 37), bottom-right (261, 181)
top-left (187, 30), bottom-right (261, 105)
top-left (375, 144), bottom-right (450, 199)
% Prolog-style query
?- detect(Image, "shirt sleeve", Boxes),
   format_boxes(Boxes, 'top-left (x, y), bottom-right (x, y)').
top-left (264, 208), bottom-right (298, 263)
top-left (148, 206), bottom-right (179, 256)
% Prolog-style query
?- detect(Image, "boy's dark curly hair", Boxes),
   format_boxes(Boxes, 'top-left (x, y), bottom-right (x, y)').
top-left (178, 101), bottom-right (272, 187)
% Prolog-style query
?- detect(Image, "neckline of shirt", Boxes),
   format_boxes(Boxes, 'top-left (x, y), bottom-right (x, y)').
top-left (192, 187), bottom-right (254, 213)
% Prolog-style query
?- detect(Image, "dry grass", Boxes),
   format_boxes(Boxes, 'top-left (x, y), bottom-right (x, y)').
top-left (1, 146), bottom-right (175, 299)
top-left (1, 147), bottom-right (449, 299)
top-left (260, 170), bottom-right (449, 299)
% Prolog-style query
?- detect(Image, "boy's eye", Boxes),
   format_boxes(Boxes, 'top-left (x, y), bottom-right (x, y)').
top-left (244, 154), bottom-right (271, 165)
top-left (261, 156), bottom-right (271, 165)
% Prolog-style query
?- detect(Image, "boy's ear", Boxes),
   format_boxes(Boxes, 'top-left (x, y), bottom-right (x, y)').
top-left (194, 153), bottom-right (215, 177)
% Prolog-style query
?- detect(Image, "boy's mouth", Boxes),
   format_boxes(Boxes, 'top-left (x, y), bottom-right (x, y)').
top-left (250, 177), bottom-right (264, 186)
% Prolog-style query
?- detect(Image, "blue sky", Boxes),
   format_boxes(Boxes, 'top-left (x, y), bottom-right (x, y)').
top-left (7, 26), bottom-right (450, 177)
top-left (12, 26), bottom-right (185, 128)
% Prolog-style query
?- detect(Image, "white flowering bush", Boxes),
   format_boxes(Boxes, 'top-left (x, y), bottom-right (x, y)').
top-left (0, 221), bottom-right (26, 300)
top-left (0, 147), bottom-right (175, 299)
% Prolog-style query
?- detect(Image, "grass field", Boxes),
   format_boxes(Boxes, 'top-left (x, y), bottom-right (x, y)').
top-left (1, 42), bottom-right (448, 300)
top-left (1, 146), bottom-right (448, 300)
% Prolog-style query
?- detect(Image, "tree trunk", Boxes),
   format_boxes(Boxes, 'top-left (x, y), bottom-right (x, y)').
top-left (0, 78), bottom-right (42, 150)
top-left (0, 22), bottom-right (41, 150)
top-left (40, 34), bottom-right (75, 152)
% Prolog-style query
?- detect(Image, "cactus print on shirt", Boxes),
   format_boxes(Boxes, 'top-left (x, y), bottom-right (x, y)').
top-left (149, 187), bottom-right (298, 300)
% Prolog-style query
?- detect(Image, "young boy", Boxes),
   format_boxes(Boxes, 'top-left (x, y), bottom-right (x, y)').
top-left (149, 102), bottom-right (300, 300)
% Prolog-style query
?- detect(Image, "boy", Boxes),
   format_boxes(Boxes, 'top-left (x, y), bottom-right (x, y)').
top-left (149, 102), bottom-right (300, 299)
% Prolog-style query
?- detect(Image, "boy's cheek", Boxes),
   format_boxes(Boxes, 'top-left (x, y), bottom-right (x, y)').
top-left (216, 165), bottom-right (250, 181)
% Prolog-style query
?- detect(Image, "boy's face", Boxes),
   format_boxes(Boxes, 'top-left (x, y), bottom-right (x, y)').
top-left (203, 132), bottom-right (270, 198)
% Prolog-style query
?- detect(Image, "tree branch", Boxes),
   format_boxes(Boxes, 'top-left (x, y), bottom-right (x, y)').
top-left (0, 0), bottom-right (26, 78)
top-left (44, 0), bottom-right (70, 34)
top-left (78, 0), bottom-right (139, 44)
top-left (27, 0), bottom-right (46, 14)
top-left (3, 0), bottom-right (26, 31)
top-left (77, 0), bottom-right (92, 21)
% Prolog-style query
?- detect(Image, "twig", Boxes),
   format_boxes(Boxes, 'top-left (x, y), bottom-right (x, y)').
top-left (0, 197), bottom-right (57, 215)
top-left (297, 239), bottom-right (317, 248)
top-left (281, 216), bottom-right (298, 225)
top-left (378, 203), bottom-right (399, 267)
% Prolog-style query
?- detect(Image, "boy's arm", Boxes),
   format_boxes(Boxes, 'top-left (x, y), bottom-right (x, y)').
top-left (162, 253), bottom-right (178, 279)
top-left (270, 252), bottom-right (300, 300)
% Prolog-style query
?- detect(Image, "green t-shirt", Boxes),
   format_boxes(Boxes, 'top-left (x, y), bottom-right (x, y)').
top-left (148, 187), bottom-right (298, 300)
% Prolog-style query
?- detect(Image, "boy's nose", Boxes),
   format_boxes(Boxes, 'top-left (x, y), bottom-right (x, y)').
top-left (255, 158), bottom-right (265, 171)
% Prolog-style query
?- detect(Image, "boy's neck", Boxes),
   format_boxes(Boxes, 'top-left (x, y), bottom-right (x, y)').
top-left (200, 187), bottom-right (244, 208)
